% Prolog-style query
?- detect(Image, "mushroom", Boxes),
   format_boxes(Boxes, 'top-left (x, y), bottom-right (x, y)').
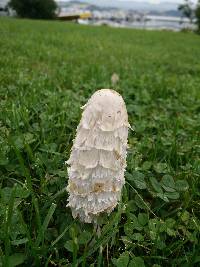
top-left (67, 89), bottom-right (129, 223)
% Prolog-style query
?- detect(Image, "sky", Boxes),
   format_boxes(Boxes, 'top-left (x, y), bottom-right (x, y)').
top-left (56, 0), bottom-right (198, 3)
top-left (0, 0), bottom-right (196, 4)
top-left (117, 0), bottom-right (198, 3)
top-left (0, 0), bottom-right (198, 6)
top-left (117, 0), bottom-right (197, 2)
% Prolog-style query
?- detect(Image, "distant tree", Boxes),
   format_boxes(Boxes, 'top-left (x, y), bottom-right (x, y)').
top-left (196, 0), bottom-right (200, 33)
top-left (8, 0), bottom-right (57, 19)
top-left (178, 0), bottom-right (195, 23)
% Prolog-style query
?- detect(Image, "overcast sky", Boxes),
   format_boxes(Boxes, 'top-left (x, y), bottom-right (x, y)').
top-left (56, 0), bottom-right (197, 3)
top-left (128, 0), bottom-right (197, 2)
top-left (0, 0), bottom-right (197, 5)
top-left (0, 0), bottom-right (197, 3)
top-left (117, 0), bottom-right (197, 2)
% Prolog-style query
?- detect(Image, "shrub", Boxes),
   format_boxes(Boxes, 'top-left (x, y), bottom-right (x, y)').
top-left (195, 1), bottom-right (200, 33)
top-left (8, 0), bottom-right (57, 19)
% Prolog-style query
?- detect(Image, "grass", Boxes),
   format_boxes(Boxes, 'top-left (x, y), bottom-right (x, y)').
top-left (0, 17), bottom-right (200, 266)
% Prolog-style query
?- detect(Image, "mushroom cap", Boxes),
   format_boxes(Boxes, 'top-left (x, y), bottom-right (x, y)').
top-left (81, 89), bottom-right (129, 131)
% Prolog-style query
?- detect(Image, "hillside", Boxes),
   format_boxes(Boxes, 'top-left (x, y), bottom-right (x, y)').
top-left (57, 0), bottom-right (183, 16)
top-left (57, 0), bottom-right (181, 11)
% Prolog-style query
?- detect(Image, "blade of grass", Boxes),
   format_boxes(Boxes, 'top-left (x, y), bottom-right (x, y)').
top-left (126, 181), bottom-right (158, 218)
top-left (18, 210), bottom-right (33, 249)
top-left (11, 139), bottom-right (33, 192)
top-left (71, 227), bottom-right (78, 267)
top-left (51, 220), bottom-right (76, 247)
top-left (4, 186), bottom-right (16, 267)
top-left (81, 243), bottom-right (88, 267)
top-left (35, 203), bottom-right (57, 246)
top-left (42, 187), bottom-right (66, 212)
top-left (32, 197), bottom-right (42, 243)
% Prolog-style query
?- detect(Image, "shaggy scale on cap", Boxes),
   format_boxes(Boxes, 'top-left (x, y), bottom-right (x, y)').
top-left (67, 89), bottom-right (129, 223)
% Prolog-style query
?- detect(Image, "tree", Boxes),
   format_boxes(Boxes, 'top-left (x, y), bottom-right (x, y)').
top-left (195, 0), bottom-right (200, 33)
top-left (8, 0), bottom-right (57, 19)
top-left (178, 0), bottom-right (195, 23)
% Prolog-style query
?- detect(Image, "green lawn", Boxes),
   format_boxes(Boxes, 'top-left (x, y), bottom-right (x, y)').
top-left (0, 17), bottom-right (200, 267)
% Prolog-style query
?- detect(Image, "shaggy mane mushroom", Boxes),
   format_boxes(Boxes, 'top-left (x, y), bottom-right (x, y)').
top-left (67, 89), bottom-right (129, 223)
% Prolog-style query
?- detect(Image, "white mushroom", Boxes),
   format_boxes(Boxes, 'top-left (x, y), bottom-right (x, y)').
top-left (67, 89), bottom-right (129, 223)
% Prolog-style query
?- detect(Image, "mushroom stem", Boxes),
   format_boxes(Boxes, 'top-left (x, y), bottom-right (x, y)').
top-left (96, 224), bottom-right (103, 267)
